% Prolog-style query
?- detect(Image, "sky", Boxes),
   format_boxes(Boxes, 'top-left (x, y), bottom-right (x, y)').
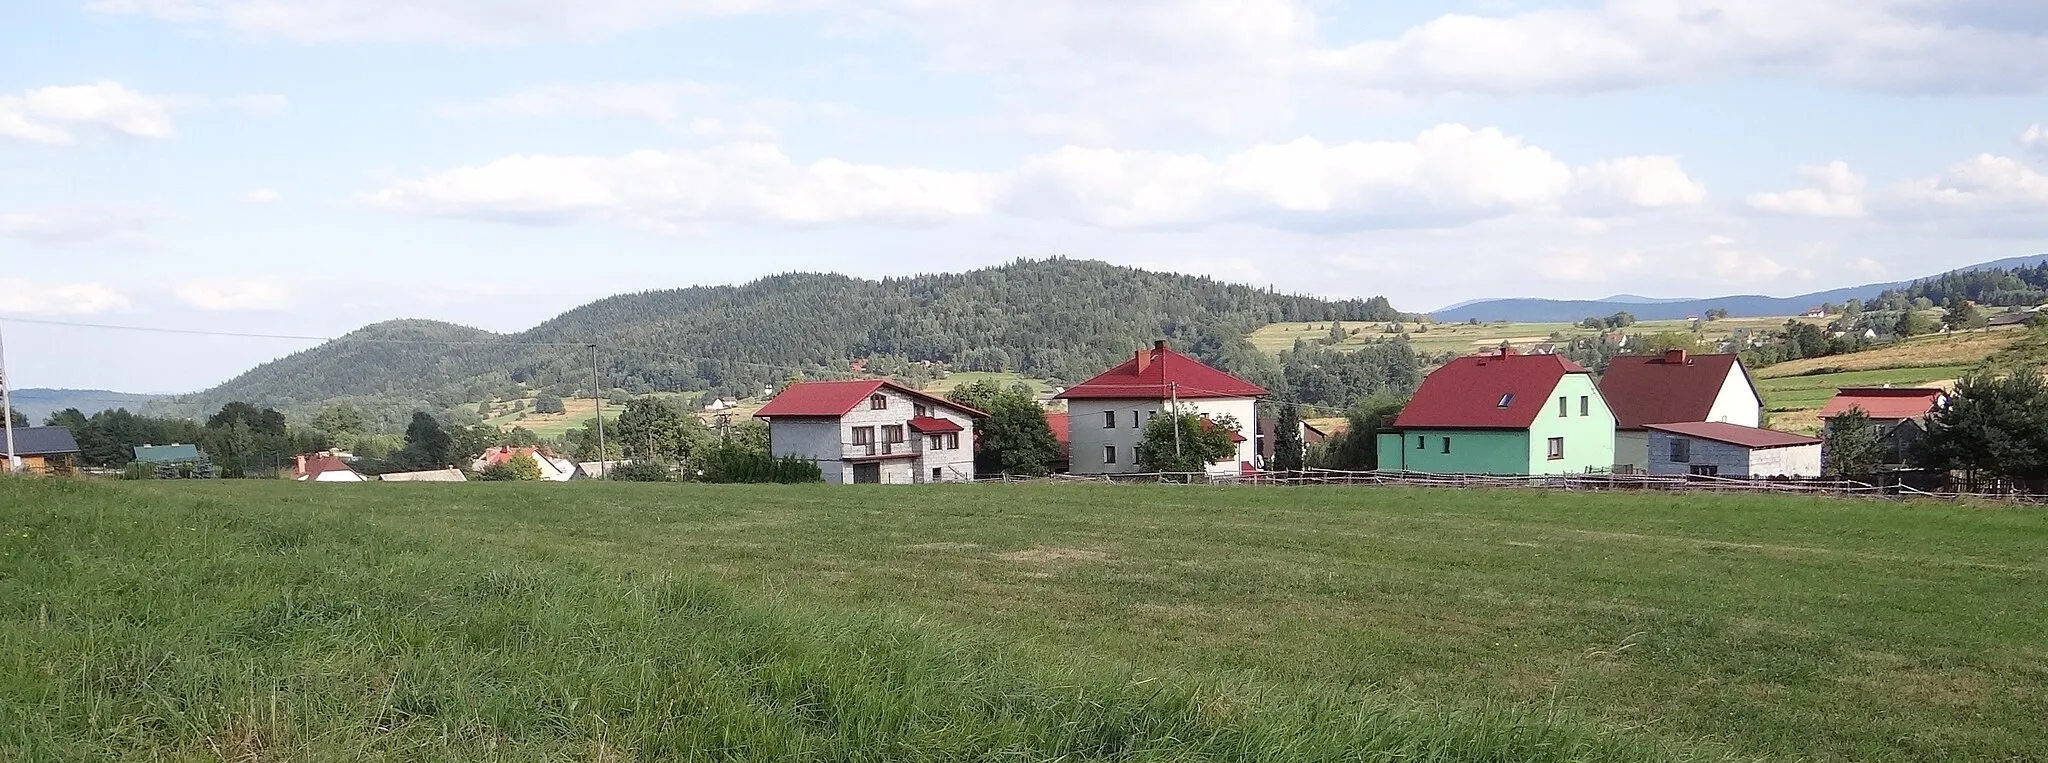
top-left (2, 0), bottom-right (2046, 394)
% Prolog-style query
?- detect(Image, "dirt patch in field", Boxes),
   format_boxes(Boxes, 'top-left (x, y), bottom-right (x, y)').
top-left (999, 547), bottom-right (1110, 565)
top-left (904, 541), bottom-right (982, 551)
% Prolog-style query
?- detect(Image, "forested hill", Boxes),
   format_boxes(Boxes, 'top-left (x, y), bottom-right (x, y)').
top-left (154, 259), bottom-right (1403, 426)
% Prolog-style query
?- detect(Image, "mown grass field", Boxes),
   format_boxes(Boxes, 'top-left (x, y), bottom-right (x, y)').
top-left (5, 480), bottom-right (2045, 761)
top-left (1248, 316), bottom-right (1820, 357)
top-left (924, 371), bottom-right (1054, 396)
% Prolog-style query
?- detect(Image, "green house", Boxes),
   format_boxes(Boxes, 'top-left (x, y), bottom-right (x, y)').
top-left (1378, 350), bottom-right (1615, 475)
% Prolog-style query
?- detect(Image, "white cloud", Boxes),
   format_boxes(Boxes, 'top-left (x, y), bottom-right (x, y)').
top-left (1887, 153), bottom-right (2048, 232)
top-left (446, 82), bottom-right (796, 139)
top-left (2024, 124), bottom-right (2048, 157)
top-left (173, 279), bottom-right (293, 310)
top-left (87, 0), bottom-right (792, 43)
top-left (0, 205), bottom-right (164, 245)
top-left (0, 81), bottom-right (177, 145)
top-left (243, 188), bottom-right (281, 203)
top-left (1747, 161), bottom-right (1869, 218)
top-left (1324, 0), bottom-right (2048, 96)
top-left (367, 125), bottom-right (1704, 232)
top-left (0, 279), bottom-right (131, 315)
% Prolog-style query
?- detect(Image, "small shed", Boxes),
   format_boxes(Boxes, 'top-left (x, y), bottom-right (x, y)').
top-left (3, 427), bottom-right (83, 475)
top-left (1645, 422), bottom-right (1823, 478)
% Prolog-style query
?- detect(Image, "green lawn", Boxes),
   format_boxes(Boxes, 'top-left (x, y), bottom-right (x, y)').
top-left (4, 480), bottom-right (2045, 761)
top-left (924, 371), bottom-right (1054, 395)
top-left (1755, 365), bottom-right (1970, 411)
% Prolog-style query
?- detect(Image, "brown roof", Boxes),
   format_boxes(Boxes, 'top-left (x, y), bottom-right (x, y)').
top-left (1598, 351), bottom-right (1753, 430)
top-left (1056, 341), bottom-right (1267, 400)
top-left (1818, 388), bottom-right (1947, 421)
top-left (1646, 422), bottom-right (1821, 449)
top-left (1393, 351), bottom-right (1590, 430)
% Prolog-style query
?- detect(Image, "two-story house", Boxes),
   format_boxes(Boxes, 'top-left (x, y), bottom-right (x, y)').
top-left (1056, 341), bottom-right (1266, 475)
top-left (1597, 350), bottom-right (1764, 473)
top-left (755, 379), bottom-right (985, 484)
top-left (1377, 348), bottom-right (1615, 475)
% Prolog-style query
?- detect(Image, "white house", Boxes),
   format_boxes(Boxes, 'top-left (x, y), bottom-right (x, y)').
top-left (1645, 422), bottom-right (1823, 478)
top-left (1055, 341), bottom-right (1266, 476)
top-left (1597, 350), bottom-right (1764, 473)
top-left (754, 379), bottom-right (985, 484)
top-left (472, 446), bottom-right (578, 481)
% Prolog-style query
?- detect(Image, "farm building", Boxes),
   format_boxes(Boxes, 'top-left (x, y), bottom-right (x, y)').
top-left (378, 468), bottom-right (466, 482)
top-left (1255, 416), bottom-right (1328, 468)
top-left (1377, 348), bottom-right (1615, 475)
top-left (1056, 341), bottom-right (1265, 476)
top-left (1598, 350), bottom-right (1763, 473)
top-left (293, 451), bottom-right (366, 482)
top-left (755, 379), bottom-right (984, 484)
top-left (472, 446), bottom-right (579, 481)
top-left (1644, 422), bottom-right (1822, 478)
top-left (1, 426), bottom-right (82, 475)
top-left (1819, 387), bottom-right (1949, 467)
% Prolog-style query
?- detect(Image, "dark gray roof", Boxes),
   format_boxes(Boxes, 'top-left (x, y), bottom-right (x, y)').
top-left (3, 426), bottom-right (81, 456)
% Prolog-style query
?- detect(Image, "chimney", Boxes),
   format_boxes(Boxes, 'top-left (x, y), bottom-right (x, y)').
top-left (295, 454), bottom-right (306, 474)
top-left (1664, 349), bottom-right (1688, 364)
top-left (1154, 339), bottom-right (1168, 351)
top-left (1134, 348), bottom-right (1152, 373)
top-left (1497, 342), bottom-right (1517, 358)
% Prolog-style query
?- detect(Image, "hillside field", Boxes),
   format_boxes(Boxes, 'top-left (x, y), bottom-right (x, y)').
top-left (4, 479), bottom-right (2044, 761)
top-left (1248, 316), bottom-right (1823, 356)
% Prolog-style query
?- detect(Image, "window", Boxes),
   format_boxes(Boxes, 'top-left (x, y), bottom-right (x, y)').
top-left (1669, 438), bottom-right (1691, 463)
top-left (1558, 396), bottom-right (1568, 417)
top-left (850, 427), bottom-right (874, 445)
top-left (1103, 410), bottom-right (1117, 428)
top-left (1580, 396), bottom-right (1589, 416)
top-left (1147, 410), bottom-right (1157, 421)
top-left (931, 467), bottom-right (944, 481)
top-left (1441, 437), bottom-right (1452, 454)
top-left (1547, 437), bottom-right (1565, 460)
top-left (882, 425), bottom-right (904, 443)
top-left (945, 432), bottom-right (959, 450)
top-left (914, 403), bottom-right (930, 418)
top-left (869, 394), bottom-right (887, 410)
top-left (928, 434), bottom-right (943, 450)
top-left (1416, 435), bottom-right (1426, 449)
top-left (1497, 393), bottom-right (1514, 408)
top-left (1689, 465), bottom-right (1719, 477)
top-left (1103, 445), bottom-right (1118, 464)
top-left (1132, 410), bottom-right (1141, 428)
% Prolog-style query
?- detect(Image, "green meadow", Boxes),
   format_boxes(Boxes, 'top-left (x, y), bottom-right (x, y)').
top-left (4, 479), bottom-right (2044, 761)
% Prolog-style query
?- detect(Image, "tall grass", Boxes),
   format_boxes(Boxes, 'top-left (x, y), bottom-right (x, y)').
top-left (0, 478), bottom-right (1722, 761)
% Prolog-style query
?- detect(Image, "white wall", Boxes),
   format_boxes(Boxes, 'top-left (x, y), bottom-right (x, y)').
top-left (764, 386), bottom-right (977, 484)
top-left (1065, 397), bottom-right (1257, 474)
top-left (1707, 364), bottom-right (1764, 427)
top-left (308, 470), bottom-right (365, 482)
top-left (1749, 443), bottom-right (1822, 477)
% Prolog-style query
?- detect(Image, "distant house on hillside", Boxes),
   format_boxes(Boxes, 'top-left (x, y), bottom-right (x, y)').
top-left (1645, 422), bottom-right (1822, 478)
top-left (1056, 341), bottom-right (1266, 476)
top-left (293, 451), bottom-right (366, 482)
top-left (1377, 348), bottom-right (1615, 475)
top-left (1255, 416), bottom-right (1328, 468)
top-left (1804, 306), bottom-right (1828, 319)
top-left (1598, 350), bottom-right (1763, 473)
top-left (472, 446), bottom-right (578, 481)
top-left (1988, 311), bottom-right (2034, 328)
top-left (755, 379), bottom-right (984, 484)
top-left (1819, 387), bottom-right (1949, 467)
top-left (2, 427), bottom-right (82, 475)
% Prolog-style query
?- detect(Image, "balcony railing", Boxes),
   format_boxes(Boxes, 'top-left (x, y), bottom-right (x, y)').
top-left (845, 440), bottom-right (918, 459)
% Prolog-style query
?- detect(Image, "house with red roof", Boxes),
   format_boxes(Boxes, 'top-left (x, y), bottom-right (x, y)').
top-left (1644, 422), bottom-right (1822, 478)
top-left (1598, 350), bottom-right (1763, 472)
top-left (754, 379), bottom-right (986, 484)
top-left (293, 450), bottom-right (366, 482)
top-left (1377, 348), bottom-right (1615, 475)
top-left (1819, 387), bottom-right (1950, 467)
top-left (1054, 341), bottom-right (1266, 475)
top-left (471, 446), bottom-right (578, 481)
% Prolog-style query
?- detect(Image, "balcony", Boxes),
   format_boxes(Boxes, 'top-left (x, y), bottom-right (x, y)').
top-left (844, 440), bottom-right (920, 460)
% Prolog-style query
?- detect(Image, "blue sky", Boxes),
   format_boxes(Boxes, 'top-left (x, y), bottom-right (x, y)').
top-left (2, 0), bottom-right (2046, 393)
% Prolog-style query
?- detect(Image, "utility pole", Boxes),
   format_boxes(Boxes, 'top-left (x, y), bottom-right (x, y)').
top-left (1, 325), bottom-right (17, 474)
top-left (589, 344), bottom-right (606, 479)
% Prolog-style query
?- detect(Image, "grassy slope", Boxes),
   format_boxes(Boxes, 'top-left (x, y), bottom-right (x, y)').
top-left (6, 481), bottom-right (2046, 761)
top-left (1248, 317), bottom-right (1819, 357)
top-left (923, 371), bottom-right (1054, 396)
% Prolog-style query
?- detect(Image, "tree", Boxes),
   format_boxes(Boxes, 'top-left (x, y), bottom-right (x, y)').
top-left (533, 394), bottom-right (566, 415)
top-left (1942, 299), bottom-right (1987, 331)
top-left (613, 397), bottom-right (705, 464)
top-left (1309, 395), bottom-right (1407, 470)
top-left (1823, 408), bottom-right (1885, 477)
top-left (507, 452), bottom-right (544, 480)
top-left (1704, 308), bottom-right (1730, 321)
top-left (1639, 331), bottom-right (1706, 355)
top-left (477, 401), bottom-right (494, 418)
top-left (946, 379), bottom-right (1060, 476)
top-left (1607, 311), bottom-right (1637, 329)
top-left (6, 408), bottom-right (24, 427)
top-left (399, 412), bottom-right (455, 468)
top-left (502, 427), bottom-right (542, 448)
top-left (474, 461), bottom-right (517, 481)
top-left (1919, 370), bottom-right (2048, 485)
top-left (1135, 412), bottom-right (1242, 474)
top-left (1894, 310), bottom-right (1929, 338)
top-left (1271, 403), bottom-right (1305, 471)
top-left (310, 404), bottom-right (367, 436)
top-left (1327, 320), bottom-right (1346, 343)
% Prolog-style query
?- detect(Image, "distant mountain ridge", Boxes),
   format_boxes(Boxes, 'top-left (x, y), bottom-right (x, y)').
top-left (1433, 254), bottom-right (2048, 323)
top-left (8, 389), bottom-right (162, 422)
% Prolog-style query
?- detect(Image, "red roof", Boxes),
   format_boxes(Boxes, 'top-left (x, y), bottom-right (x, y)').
top-left (295, 452), bottom-right (357, 478)
top-left (1645, 422), bottom-right (1820, 449)
top-left (754, 379), bottom-right (987, 418)
top-left (908, 416), bottom-right (962, 434)
top-left (1393, 352), bottom-right (1591, 430)
top-left (1818, 388), bottom-right (1947, 421)
top-left (1599, 352), bottom-right (1754, 430)
top-left (1046, 412), bottom-right (1071, 458)
top-left (1056, 342), bottom-right (1267, 400)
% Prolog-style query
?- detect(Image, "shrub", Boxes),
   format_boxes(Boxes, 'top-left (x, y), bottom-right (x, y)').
top-left (607, 460), bottom-right (674, 482)
top-left (699, 444), bottom-right (822, 484)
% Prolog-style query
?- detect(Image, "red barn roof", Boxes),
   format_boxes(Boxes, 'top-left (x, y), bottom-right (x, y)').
top-left (294, 452), bottom-right (358, 479)
top-left (1645, 422), bottom-right (1820, 449)
top-left (1818, 388), bottom-right (1947, 421)
top-left (1394, 351), bottom-right (1590, 430)
top-left (1599, 351), bottom-right (1755, 430)
top-left (754, 379), bottom-right (987, 418)
top-left (1056, 341), bottom-right (1267, 400)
